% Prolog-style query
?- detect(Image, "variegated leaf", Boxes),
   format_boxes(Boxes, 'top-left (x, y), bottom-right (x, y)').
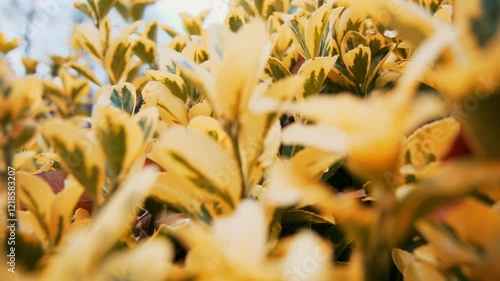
top-left (143, 20), bottom-right (158, 42)
top-left (43, 167), bottom-right (159, 280)
top-left (66, 63), bottom-right (102, 86)
top-left (74, 23), bottom-right (103, 61)
top-left (402, 117), bottom-right (460, 169)
top-left (188, 116), bottom-right (234, 157)
top-left (160, 48), bottom-right (215, 106)
top-left (93, 107), bottom-right (144, 179)
top-left (50, 178), bottom-right (85, 244)
top-left (18, 172), bottom-right (55, 243)
top-left (285, 14), bottom-right (310, 59)
top-left (142, 81), bottom-right (188, 125)
top-left (213, 20), bottom-right (271, 122)
top-left (305, 3), bottom-right (332, 58)
top-left (3, 76), bottom-right (43, 121)
top-left (151, 126), bottom-right (242, 209)
top-left (298, 56), bottom-right (338, 97)
top-left (105, 37), bottom-right (133, 84)
top-left (343, 45), bottom-right (371, 85)
top-left (225, 6), bottom-right (246, 32)
top-left (96, 82), bottom-right (137, 115)
top-left (132, 37), bottom-right (156, 64)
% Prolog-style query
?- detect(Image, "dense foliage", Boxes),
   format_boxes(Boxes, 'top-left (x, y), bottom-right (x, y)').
top-left (1, 0), bottom-right (499, 280)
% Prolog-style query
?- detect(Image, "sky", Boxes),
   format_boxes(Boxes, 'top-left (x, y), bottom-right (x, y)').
top-left (0, 0), bottom-right (229, 76)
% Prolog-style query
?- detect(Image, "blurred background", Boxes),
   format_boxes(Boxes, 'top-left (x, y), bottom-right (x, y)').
top-left (0, 0), bottom-right (229, 76)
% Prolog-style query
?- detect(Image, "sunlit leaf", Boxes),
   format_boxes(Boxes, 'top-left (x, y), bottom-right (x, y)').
top-left (142, 81), bottom-right (188, 125)
top-left (41, 119), bottom-right (106, 204)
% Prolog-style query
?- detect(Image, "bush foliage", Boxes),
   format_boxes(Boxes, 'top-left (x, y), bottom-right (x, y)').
top-left (1, 0), bottom-right (499, 280)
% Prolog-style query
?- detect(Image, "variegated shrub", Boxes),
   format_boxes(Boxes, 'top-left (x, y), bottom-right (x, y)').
top-left (1, 0), bottom-right (499, 281)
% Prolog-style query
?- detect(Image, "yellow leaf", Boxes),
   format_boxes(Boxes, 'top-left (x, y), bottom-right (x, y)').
top-left (159, 48), bottom-right (216, 107)
top-left (132, 37), bottom-right (156, 64)
top-left (188, 116), bottom-right (234, 157)
top-left (444, 198), bottom-right (500, 249)
top-left (18, 172), bottom-right (55, 241)
top-left (134, 106), bottom-right (159, 143)
top-left (392, 249), bottom-right (419, 274)
top-left (298, 56), bottom-right (338, 97)
top-left (151, 126), bottom-right (242, 209)
top-left (403, 262), bottom-right (446, 281)
top-left (3, 76), bottom-right (43, 120)
top-left (149, 172), bottom-right (204, 215)
top-left (90, 238), bottom-right (172, 281)
top-left (282, 123), bottom-right (349, 153)
top-left (212, 200), bottom-right (267, 268)
top-left (142, 81), bottom-right (188, 125)
top-left (291, 147), bottom-right (344, 179)
top-left (243, 77), bottom-right (305, 186)
top-left (144, 70), bottom-right (187, 101)
top-left (305, 3), bottom-right (332, 58)
top-left (180, 12), bottom-right (203, 35)
top-left (342, 45), bottom-right (371, 84)
top-left (264, 57), bottom-right (291, 82)
top-left (96, 82), bottom-right (137, 115)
